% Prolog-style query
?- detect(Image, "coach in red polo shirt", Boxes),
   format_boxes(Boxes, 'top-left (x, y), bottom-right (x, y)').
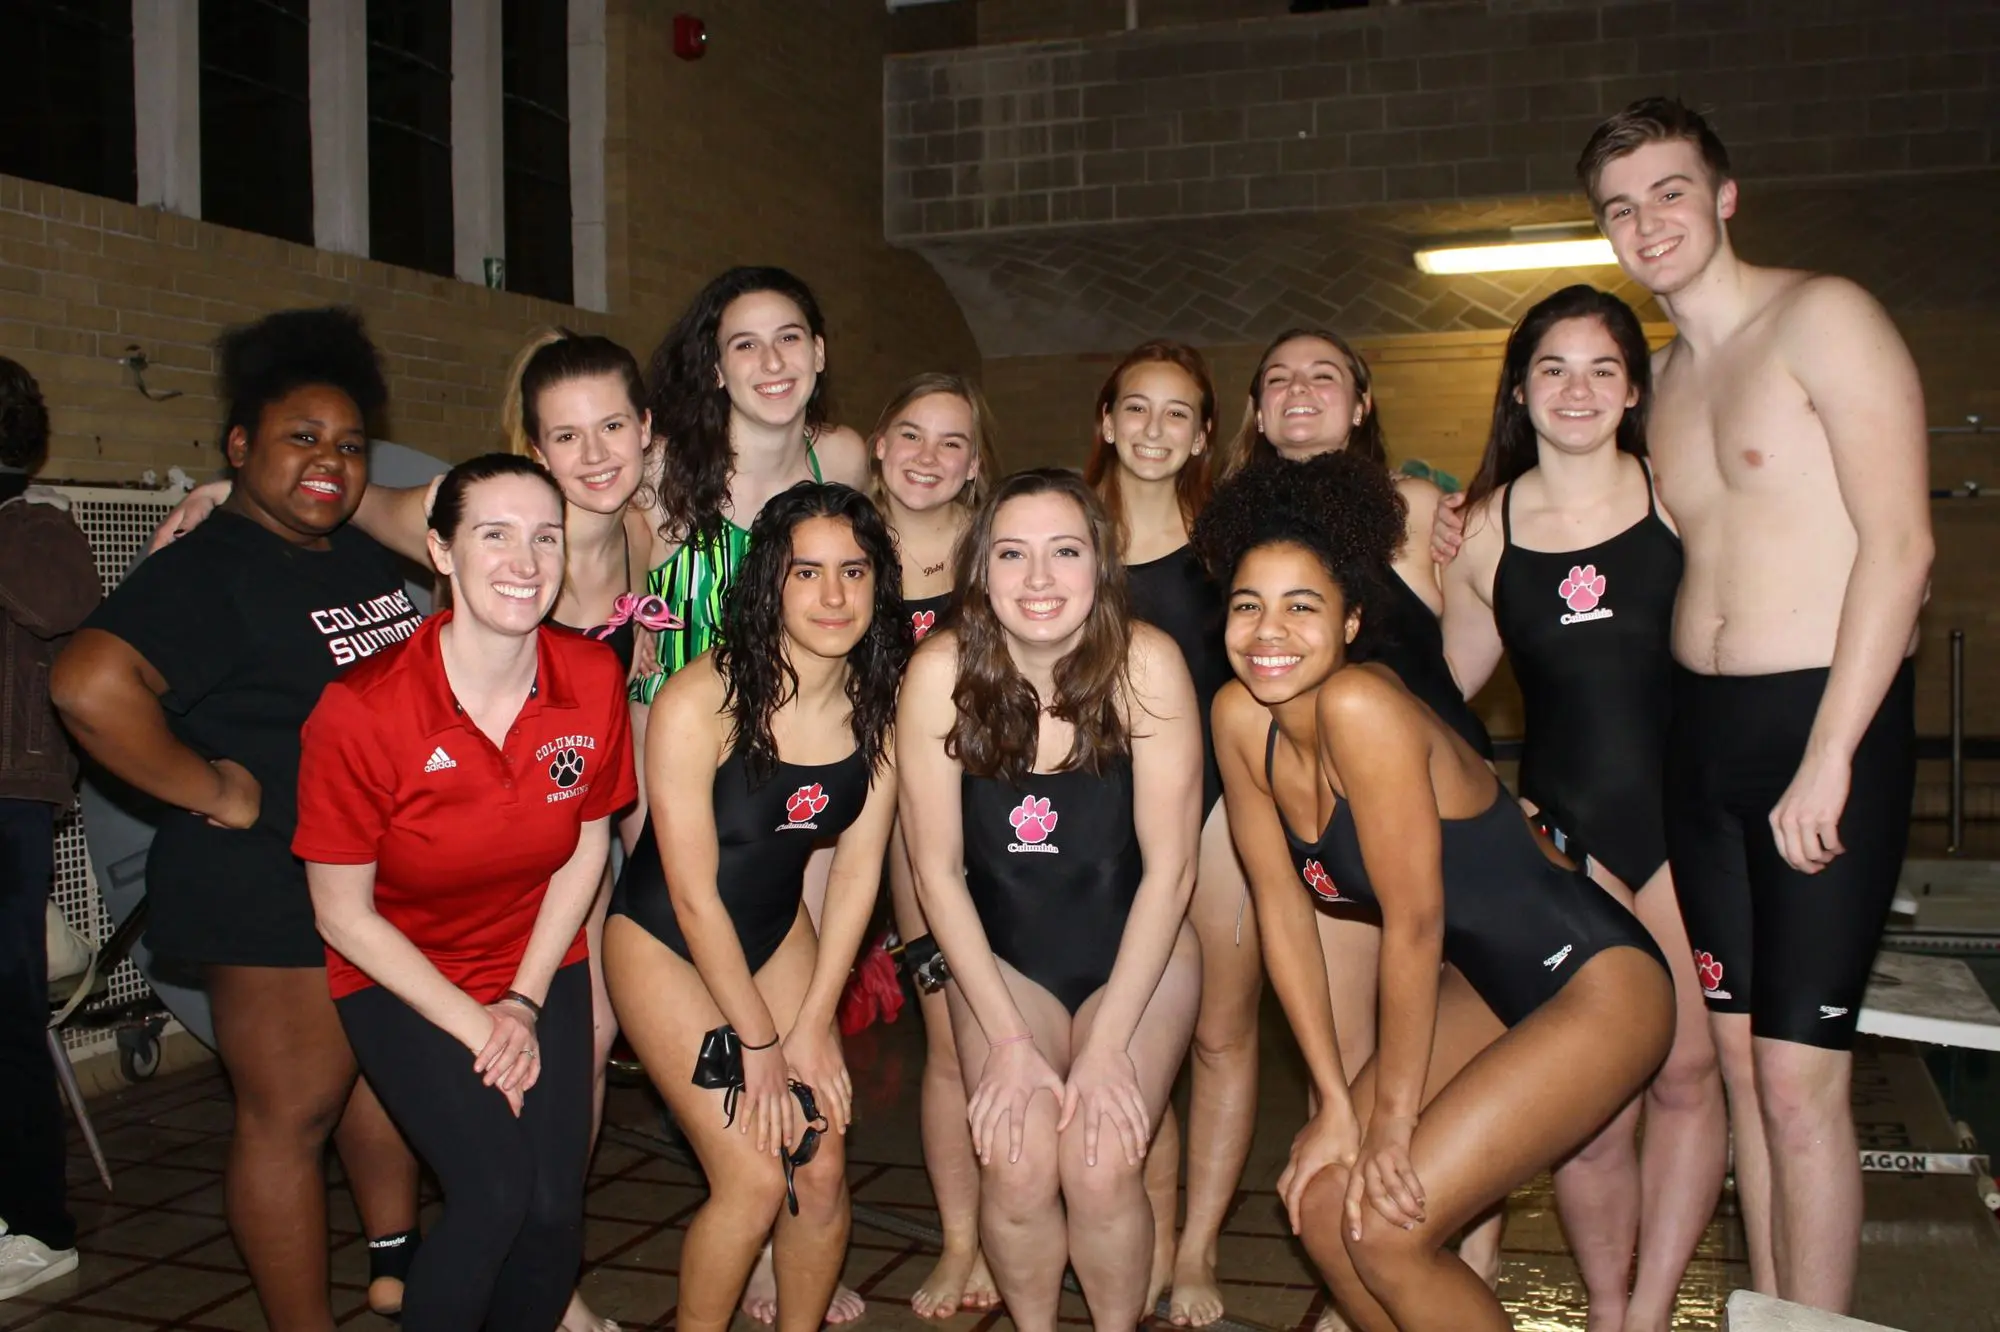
top-left (295, 454), bottom-right (633, 1332)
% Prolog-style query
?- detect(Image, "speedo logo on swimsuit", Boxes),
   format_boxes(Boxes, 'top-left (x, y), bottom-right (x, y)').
top-left (1543, 944), bottom-right (1573, 971)
top-left (1558, 564), bottom-right (1615, 626)
top-left (779, 783), bottom-right (829, 831)
top-left (1300, 859), bottom-right (1346, 903)
top-left (1695, 949), bottom-right (1731, 1000)
top-left (1006, 795), bottom-right (1059, 854)
top-left (1820, 1005), bottom-right (1850, 1020)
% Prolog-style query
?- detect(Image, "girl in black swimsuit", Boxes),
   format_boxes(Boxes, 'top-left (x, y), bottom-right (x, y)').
top-left (1217, 327), bottom-right (1504, 1293)
top-left (603, 484), bottom-right (906, 1332)
top-left (898, 470), bottom-right (1205, 1332)
top-left (1439, 286), bottom-right (1724, 1331)
top-left (1085, 341), bottom-right (1253, 1329)
top-left (864, 374), bottom-right (1007, 1320)
top-left (1202, 452), bottom-right (1672, 1332)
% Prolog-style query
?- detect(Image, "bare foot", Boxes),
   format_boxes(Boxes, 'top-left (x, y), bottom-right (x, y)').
top-left (1458, 1214), bottom-right (1504, 1292)
top-left (826, 1284), bottom-right (866, 1324)
top-left (1147, 1227), bottom-right (1175, 1318)
top-left (560, 1289), bottom-right (620, 1332)
top-left (1168, 1250), bottom-right (1225, 1327)
top-left (367, 1276), bottom-right (404, 1319)
top-left (911, 1246), bottom-right (994, 1319)
top-left (1314, 1301), bottom-right (1354, 1332)
top-left (960, 1251), bottom-right (1000, 1312)
top-left (741, 1245), bottom-right (778, 1325)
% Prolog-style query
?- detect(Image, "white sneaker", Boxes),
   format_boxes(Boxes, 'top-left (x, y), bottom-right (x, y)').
top-left (0, 1233), bottom-right (79, 1300)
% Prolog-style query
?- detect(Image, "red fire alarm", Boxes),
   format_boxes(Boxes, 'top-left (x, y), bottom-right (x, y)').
top-left (673, 15), bottom-right (706, 60)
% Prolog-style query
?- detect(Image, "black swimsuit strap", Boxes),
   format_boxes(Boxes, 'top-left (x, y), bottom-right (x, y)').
top-left (1263, 719), bottom-right (1280, 791)
top-left (1638, 455), bottom-right (1660, 522)
top-left (1501, 478), bottom-right (1517, 547)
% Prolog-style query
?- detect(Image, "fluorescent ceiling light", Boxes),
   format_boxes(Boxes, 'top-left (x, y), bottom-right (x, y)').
top-left (1413, 225), bottom-right (1617, 275)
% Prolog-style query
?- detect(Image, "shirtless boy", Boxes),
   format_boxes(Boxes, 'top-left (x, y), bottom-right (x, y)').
top-left (1437, 98), bottom-right (1932, 1314)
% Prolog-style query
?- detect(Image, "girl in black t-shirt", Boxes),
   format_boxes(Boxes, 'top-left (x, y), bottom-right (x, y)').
top-left (52, 309), bottom-right (424, 1325)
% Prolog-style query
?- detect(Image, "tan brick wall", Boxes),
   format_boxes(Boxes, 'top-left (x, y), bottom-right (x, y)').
top-left (0, 175), bottom-right (628, 484)
top-left (983, 307), bottom-right (2000, 737)
top-left (2, 2), bottom-right (978, 485)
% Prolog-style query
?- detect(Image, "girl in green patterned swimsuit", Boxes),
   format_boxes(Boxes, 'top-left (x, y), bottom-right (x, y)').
top-left (630, 268), bottom-right (871, 705)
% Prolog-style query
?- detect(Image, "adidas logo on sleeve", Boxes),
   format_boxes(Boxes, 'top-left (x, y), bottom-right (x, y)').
top-left (423, 746), bottom-right (457, 773)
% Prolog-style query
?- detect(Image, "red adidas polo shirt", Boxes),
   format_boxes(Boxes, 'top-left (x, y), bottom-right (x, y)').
top-left (294, 612), bottom-right (637, 1002)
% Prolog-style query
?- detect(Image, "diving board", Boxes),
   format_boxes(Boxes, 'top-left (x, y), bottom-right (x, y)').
top-left (1856, 950), bottom-right (2000, 1053)
top-left (1725, 1291), bottom-right (1901, 1331)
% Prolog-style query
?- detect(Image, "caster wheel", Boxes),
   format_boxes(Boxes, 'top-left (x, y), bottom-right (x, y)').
top-left (118, 1028), bottom-right (161, 1082)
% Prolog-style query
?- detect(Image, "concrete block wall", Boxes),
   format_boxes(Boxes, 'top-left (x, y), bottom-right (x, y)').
top-left (886, 0), bottom-right (2000, 239)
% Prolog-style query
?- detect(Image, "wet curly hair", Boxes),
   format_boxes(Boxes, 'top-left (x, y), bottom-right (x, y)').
top-left (1192, 451), bottom-right (1407, 658)
top-left (716, 482), bottom-right (910, 785)
top-left (216, 306), bottom-right (388, 456)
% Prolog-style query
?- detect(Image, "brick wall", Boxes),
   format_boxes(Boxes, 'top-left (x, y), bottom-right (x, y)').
top-left (887, 0), bottom-right (2000, 238)
top-left (3, 2), bottom-right (979, 484)
top-left (976, 0), bottom-right (1305, 46)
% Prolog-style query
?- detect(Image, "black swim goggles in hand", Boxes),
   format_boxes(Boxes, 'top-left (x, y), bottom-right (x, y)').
top-left (691, 1024), bottom-right (828, 1215)
top-left (780, 1079), bottom-right (829, 1217)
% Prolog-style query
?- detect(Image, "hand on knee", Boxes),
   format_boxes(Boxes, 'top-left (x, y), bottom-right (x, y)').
top-left (1342, 1204), bottom-right (1437, 1293)
top-left (1056, 1136), bottom-right (1143, 1220)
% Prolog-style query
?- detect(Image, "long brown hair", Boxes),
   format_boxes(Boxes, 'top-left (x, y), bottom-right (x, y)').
top-left (947, 469), bottom-right (1132, 784)
top-left (867, 372), bottom-right (1002, 514)
top-left (1218, 327), bottom-right (1387, 479)
top-left (1462, 285), bottom-right (1653, 515)
top-left (1083, 340), bottom-right (1217, 555)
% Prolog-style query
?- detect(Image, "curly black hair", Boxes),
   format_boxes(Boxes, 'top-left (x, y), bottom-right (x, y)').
top-left (715, 482), bottom-right (910, 785)
top-left (644, 267), bottom-right (831, 549)
top-left (0, 357), bottom-right (50, 472)
top-left (1192, 451), bottom-right (1407, 657)
top-left (216, 307), bottom-right (388, 455)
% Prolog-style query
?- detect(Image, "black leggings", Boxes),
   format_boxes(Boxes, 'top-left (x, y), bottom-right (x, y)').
top-left (338, 961), bottom-right (592, 1332)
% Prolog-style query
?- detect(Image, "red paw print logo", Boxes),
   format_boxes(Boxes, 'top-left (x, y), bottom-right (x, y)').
top-left (785, 784), bottom-right (829, 824)
top-left (1695, 950), bottom-right (1724, 993)
top-left (911, 609), bottom-right (937, 641)
top-left (1301, 859), bottom-right (1343, 902)
top-left (1008, 795), bottom-right (1058, 844)
top-left (1559, 564), bottom-right (1607, 613)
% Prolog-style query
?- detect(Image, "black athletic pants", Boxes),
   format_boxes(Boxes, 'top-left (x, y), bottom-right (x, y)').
top-left (337, 960), bottom-right (591, 1332)
top-left (0, 799), bottom-right (75, 1252)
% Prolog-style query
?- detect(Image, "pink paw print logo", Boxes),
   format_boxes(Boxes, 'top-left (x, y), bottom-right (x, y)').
top-left (1301, 859), bottom-right (1342, 902)
top-left (1559, 564), bottom-right (1607, 613)
top-left (911, 609), bottom-right (937, 641)
top-left (1695, 950), bottom-right (1724, 993)
top-left (1008, 795), bottom-right (1058, 844)
top-left (785, 784), bottom-right (829, 824)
